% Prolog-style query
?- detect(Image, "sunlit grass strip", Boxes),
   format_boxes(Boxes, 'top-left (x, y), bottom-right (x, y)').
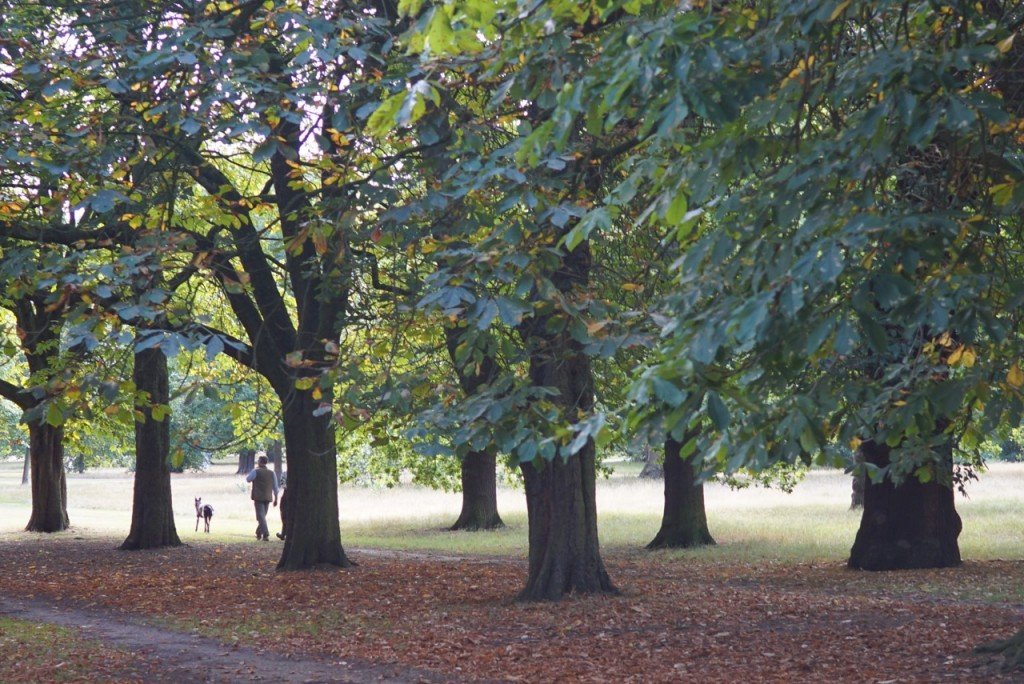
top-left (0, 460), bottom-right (1022, 565)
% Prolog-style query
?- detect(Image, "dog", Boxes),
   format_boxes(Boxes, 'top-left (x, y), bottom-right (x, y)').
top-left (194, 497), bottom-right (214, 533)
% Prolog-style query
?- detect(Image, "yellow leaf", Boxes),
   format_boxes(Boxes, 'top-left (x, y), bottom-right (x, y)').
top-left (849, 436), bottom-right (862, 450)
top-left (312, 231), bottom-right (327, 255)
top-left (621, 283), bottom-right (644, 292)
top-left (961, 346), bottom-right (977, 368)
top-left (947, 345), bottom-right (964, 365)
top-left (1007, 363), bottom-right (1024, 388)
top-left (997, 33), bottom-right (1016, 54)
top-left (311, 386), bottom-right (322, 400)
top-left (829, 0), bottom-right (851, 21)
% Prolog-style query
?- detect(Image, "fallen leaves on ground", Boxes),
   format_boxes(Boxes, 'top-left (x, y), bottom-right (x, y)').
top-left (0, 538), bottom-right (1021, 682)
top-left (0, 615), bottom-right (146, 682)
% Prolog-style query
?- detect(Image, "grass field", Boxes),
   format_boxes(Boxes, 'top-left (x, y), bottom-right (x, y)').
top-left (1, 458), bottom-right (1022, 564)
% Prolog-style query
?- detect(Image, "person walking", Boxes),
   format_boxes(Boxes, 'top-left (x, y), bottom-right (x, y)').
top-left (245, 455), bottom-right (278, 541)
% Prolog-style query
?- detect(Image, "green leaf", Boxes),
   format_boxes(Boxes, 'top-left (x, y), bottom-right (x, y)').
top-left (706, 391), bottom-right (730, 430)
top-left (366, 92), bottom-right (405, 138)
top-left (45, 403), bottom-right (64, 428)
top-left (652, 377), bottom-right (686, 408)
top-left (665, 192), bottom-right (688, 225)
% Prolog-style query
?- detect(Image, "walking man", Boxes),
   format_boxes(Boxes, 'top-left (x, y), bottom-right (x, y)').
top-left (245, 455), bottom-right (278, 541)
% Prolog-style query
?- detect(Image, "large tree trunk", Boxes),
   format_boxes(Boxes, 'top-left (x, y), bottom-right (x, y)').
top-left (518, 240), bottom-right (616, 602)
top-left (520, 438), bottom-right (614, 601)
top-left (21, 445), bottom-right (29, 485)
top-left (848, 439), bottom-right (961, 570)
top-left (451, 449), bottom-right (504, 531)
top-left (121, 347), bottom-right (181, 550)
top-left (25, 421), bottom-right (69, 532)
top-left (647, 435), bottom-right (715, 549)
top-left (236, 448), bottom-right (256, 475)
top-left (277, 390), bottom-right (352, 570)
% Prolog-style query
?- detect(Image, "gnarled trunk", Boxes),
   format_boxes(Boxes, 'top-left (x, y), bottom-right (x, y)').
top-left (121, 347), bottom-right (181, 550)
top-left (647, 435), bottom-right (714, 549)
top-left (451, 448), bottom-right (503, 531)
top-left (848, 439), bottom-right (961, 570)
top-left (25, 421), bottom-right (69, 532)
top-left (518, 241), bottom-right (615, 601)
top-left (277, 390), bottom-right (351, 570)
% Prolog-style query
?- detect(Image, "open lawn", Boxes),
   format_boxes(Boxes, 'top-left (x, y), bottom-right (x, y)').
top-left (1, 459), bottom-right (1022, 563)
top-left (0, 460), bottom-right (1022, 681)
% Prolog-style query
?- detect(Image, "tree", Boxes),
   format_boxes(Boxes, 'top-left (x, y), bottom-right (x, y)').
top-left (509, 0), bottom-right (1024, 573)
top-left (647, 430), bottom-right (715, 550)
top-left (0, 291), bottom-right (71, 532)
top-left (444, 325), bottom-right (504, 531)
top-left (120, 345), bottom-right (180, 550)
top-left (236, 449), bottom-right (256, 476)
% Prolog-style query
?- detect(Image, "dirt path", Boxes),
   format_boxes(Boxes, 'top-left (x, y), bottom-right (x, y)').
top-left (0, 595), bottom-right (439, 683)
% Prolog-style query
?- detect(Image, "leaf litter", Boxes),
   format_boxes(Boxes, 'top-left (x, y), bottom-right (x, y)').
top-left (0, 539), bottom-right (1021, 682)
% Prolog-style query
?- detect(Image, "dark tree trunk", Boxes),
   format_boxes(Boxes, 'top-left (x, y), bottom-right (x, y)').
top-left (121, 347), bottom-right (181, 550)
top-left (25, 422), bottom-right (69, 532)
top-left (236, 448), bottom-right (256, 475)
top-left (520, 438), bottom-right (614, 601)
top-left (267, 439), bottom-right (284, 480)
top-left (451, 449), bottom-right (504, 531)
top-left (848, 439), bottom-right (962, 570)
top-left (647, 435), bottom-right (714, 549)
top-left (444, 325), bottom-right (503, 532)
top-left (277, 391), bottom-right (352, 570)
top-left (21, 445), bottom-right (29, 485)
top-left (518, 241), bottom-right (616, 602)
top-left (638, 444), bottom-right (663, 479)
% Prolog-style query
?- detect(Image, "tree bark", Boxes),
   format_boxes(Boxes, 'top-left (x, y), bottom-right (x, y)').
top-left (25, 421), bottom-right (69, 532)
top-left (121, 347), bottom-right (181, 550)
top-left (236, 448), bottom-right (256, 475)
top-left (847, 439), bottom-right (962, 570)
top-left (520, 438), bottom-right (614, 601)
top-left (444, 325), bottom-right (504, 532)
top-left (267, 439), bottom-right (284, 480)
top-left (451, 448), bottom-right (504, 531)
top-left (518, 241), bottom-right (616, 601)
top-left (21, 445), bottom-right (29, 485)
top-left (647, 435), bottom-right (715, 549)
top-left (277, 390), bottom-right (352, 570)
